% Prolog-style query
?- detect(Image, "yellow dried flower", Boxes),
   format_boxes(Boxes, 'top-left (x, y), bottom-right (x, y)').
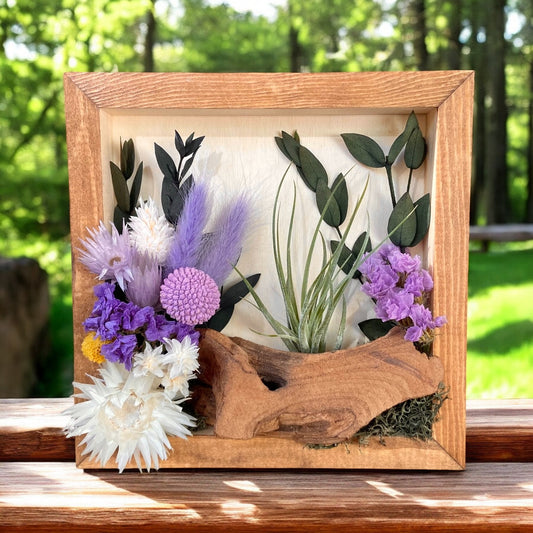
top-left (81, 332), bottom-right (107, 364)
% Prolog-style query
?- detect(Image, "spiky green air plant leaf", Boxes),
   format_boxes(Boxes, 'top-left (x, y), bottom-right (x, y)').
top-left (237, 166), bottom-right (371, 353)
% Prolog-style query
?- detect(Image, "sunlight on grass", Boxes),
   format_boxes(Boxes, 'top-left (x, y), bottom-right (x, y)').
top-left (467, 250), bottom-right (533, 399)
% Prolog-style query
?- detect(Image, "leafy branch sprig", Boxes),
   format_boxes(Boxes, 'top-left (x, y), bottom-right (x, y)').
top-left (341, 112), bottom-right (430, 249)
top-left (110, 138), bottom-right (143, 231)
top-left (155, 131), bottom-right (204, 225)
top-left (275, 131), bottom-right (370, 282)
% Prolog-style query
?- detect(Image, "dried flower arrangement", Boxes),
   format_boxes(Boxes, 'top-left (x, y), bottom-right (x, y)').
top-left (65, 114), bottom-right (447, 471)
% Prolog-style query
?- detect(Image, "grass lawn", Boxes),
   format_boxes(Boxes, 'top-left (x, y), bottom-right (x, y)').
top-left (467, 244), bottom-right (533, 399)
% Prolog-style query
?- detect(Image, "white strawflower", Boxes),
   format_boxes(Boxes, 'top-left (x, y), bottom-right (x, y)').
top-left (159, 336), bottom-right (200, 399)
top-left (162, 336), bottom-right (200, 377)
top-left (64, 361), bottom-right (195, 472)
top-left (128, 198), bottom-right (174, 263)
top-left (132, 343), bottom-right (165, 378)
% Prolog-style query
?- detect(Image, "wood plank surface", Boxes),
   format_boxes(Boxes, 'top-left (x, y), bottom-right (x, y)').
top-left (0, 461), bottom-right (531, 532)
top-left (64, 71), bottom-right (473, 111)
top-left (0, 399), bottom-right (531, 463)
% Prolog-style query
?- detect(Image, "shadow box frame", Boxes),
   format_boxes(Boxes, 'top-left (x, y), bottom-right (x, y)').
top-left (64, 71), bottom-right (474, 471)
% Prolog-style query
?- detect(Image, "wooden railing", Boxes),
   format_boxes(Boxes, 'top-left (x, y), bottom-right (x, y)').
top-left (1, 398), bottom-right (532, 532)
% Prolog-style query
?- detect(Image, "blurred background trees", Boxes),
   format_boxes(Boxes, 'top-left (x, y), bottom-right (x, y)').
top-left (1, 0), bottom-right (532, 397)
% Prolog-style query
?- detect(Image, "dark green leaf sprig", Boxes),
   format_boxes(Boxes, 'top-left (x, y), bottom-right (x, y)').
top-left (275, 131), bottom-right (370, 281)
top-left (341, 112), bottom-right (430, 249)
top-left (155, 131), bottom-right (204, 225)
top-left (110, 138), bottom-right (143, 231)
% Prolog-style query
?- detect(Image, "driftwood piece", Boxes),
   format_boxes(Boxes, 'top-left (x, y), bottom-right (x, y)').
top-left (197, 327), bottom-right (444, 444)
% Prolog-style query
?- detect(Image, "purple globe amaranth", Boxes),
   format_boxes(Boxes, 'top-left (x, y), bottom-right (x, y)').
top-left (160, 267), bottom-right (221, 326)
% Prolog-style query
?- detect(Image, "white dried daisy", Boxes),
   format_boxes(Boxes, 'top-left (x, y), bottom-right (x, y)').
top-left (132, 342), bottom-right (165, 378)
top-left (162, 336), bottom-right (200, 377)
top-left (64, 361), bottom-right (195, 472)
top-left (128, 198), bottom-right (174, 264)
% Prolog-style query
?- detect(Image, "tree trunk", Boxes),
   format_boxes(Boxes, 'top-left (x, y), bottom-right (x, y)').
top-left (469, 1), bottom-right (487, 224)
top-left (144, 0), bottom-right (156, 72)
top-left (410, 0), bottom-right (429, 70)
top-left (484, 0), bottom-right (509, 224)
top-left (288, 0), bottom-right (304, 72)
top-left (446, 0), bottom-right (462, 69)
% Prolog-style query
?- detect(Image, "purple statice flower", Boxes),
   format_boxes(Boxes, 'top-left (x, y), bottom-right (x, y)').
top-left (196, 194), bottom-right (250, 287)
top-left (384, 244), bottom-right (421, 274)
top-left (84, 281), bottom-right (199, 368)
top-left (375, 288), bottom-right (414, 322)
top-left (359, 244), bottom-right (446, 345)
top-left (359, 254), bottom-right (398, 299)
top-left (125, 253), bottom-right (162, 308)
top-left (78, 221), bottom-right (133, 290)
top-left (100, 334), bottom-right (138, 370)
top-left (403, 269), bottom-right (433, 298)
top-left (160, 267), bottom-right (221, 326)
top-left (83, 282), bottom-right (125, 341)
top-left (167, 183), bottom-right (209, 272)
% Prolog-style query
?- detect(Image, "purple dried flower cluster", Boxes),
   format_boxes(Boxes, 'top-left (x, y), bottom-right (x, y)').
top-left (84, 282), bottom-right (199, 370)
top-left (359, 243), bottom-right (446, 344)
top-left (78, 184), bottom-right (251, 372)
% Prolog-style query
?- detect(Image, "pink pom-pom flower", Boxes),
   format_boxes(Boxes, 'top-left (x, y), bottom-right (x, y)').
top-left (160, 267), bottom-right (220, 326)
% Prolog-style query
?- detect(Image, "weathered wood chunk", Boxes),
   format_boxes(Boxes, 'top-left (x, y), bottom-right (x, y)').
top-left (197, 327), bottom-right (444, 444)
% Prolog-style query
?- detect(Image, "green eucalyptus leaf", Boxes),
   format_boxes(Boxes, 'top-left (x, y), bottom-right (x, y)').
top-left (275, 136), bottom-right (291, 160)
top-left (331, 173), bottom-right (348, 225)
top-left (387, 112), bottom-right (419, 164)
top-left (404, 126), bottom-right (426, 169)
top-left (110, 161), bottom-right (130, 212)
top-left (154, 143), bottom-right (178, 182)
top-left (316, 179), bottom-right (341, 228)
top-left (220, 273), bottom-right (261, 308)
top-left (359, 318), bottom-right (396, 341)
top-left (299, 145), bottom-right (328, 192)
top-left (185, 132), bottom-right (195, 144)
top-left (352, 230), bottom-right (372, 256)
top-left (281, 131), bottom-right (301, 165)
top-left (129, 162), bottom-right (143, 212)
top-left (121, 138), bottom-right (135, 178)
top-left (409, 193), bottom-right (431, 247)
top-left (341, 133), bottom-right (386, 168)
top-left (180, 156), bottom-right (194, 182)
top-left (387, 192), bottom-right (417, 247)
top-left (330, 240), bottom-right (356, 275)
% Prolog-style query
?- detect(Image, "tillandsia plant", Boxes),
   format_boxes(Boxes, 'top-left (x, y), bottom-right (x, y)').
top-left (238, 154), bottom-right (371, 353)
top-left (65, 131), bottom-right (259, 472)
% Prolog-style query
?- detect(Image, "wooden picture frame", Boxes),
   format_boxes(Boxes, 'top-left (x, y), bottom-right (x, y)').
top-left (64, 71), bottom-right (474, 470)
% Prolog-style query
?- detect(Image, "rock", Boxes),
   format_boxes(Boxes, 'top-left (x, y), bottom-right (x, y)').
top-left (0, 257), bottom-right (50, 397)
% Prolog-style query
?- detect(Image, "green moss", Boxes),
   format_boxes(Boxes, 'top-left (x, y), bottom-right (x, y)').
top-left (354, 383), bottom-right (449, 444)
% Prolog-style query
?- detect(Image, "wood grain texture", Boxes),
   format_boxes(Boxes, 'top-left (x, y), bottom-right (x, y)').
top-left (1, 461), bottom-right (531, 532)
top-left (197, 327), bottom-right (443, 444)
top-left (428, 71), bottom-right (474, 469)
top-left (1, 399), bottom-right (531, 463)
top-left (64, 71), bottom-right (474, 469)
top-left (64, 71), bottom-right (474, 111)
